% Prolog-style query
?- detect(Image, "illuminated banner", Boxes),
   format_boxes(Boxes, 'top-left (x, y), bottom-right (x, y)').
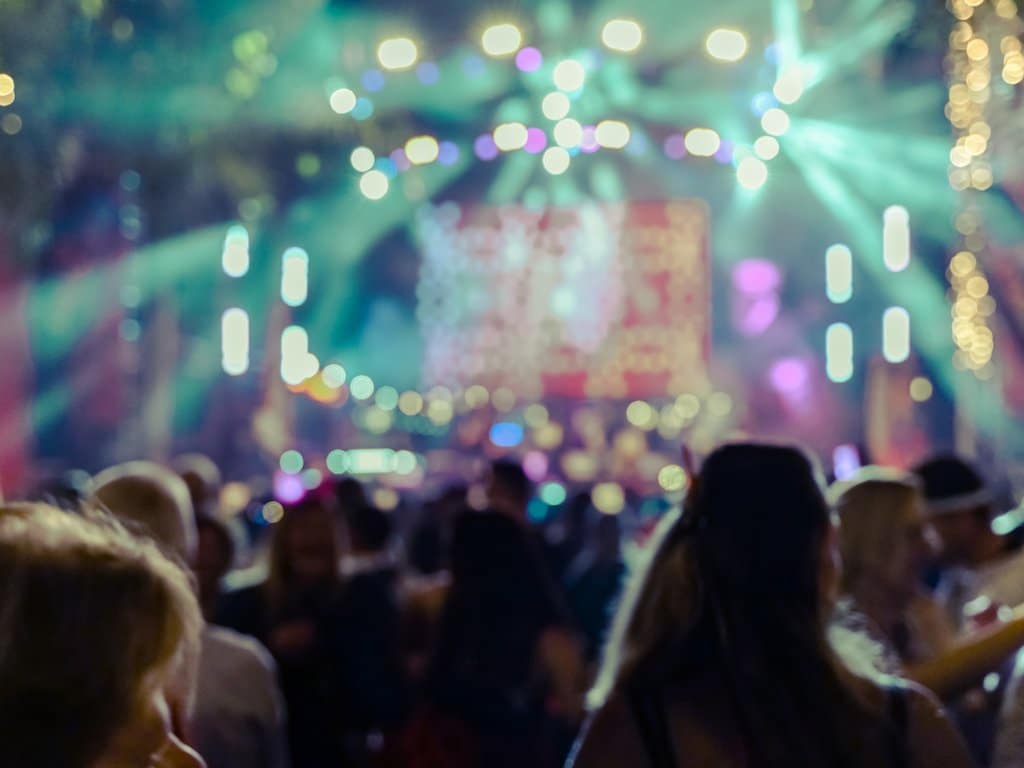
top-left (416, 201), bottom-right (710, 399)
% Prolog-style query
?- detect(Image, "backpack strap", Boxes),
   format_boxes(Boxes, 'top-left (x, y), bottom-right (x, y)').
top-left (886, 685), bottom-right (910, 768)
top-left (628, 687), bottom-right (677, 768)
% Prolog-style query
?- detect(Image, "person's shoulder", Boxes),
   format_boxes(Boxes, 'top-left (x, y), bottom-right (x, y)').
top-left (880, 679), bottom-right (977, 767)
top-left (202, 624), bottom-right (276, 674)
top-left (568, 692), bottom-right (640, 768)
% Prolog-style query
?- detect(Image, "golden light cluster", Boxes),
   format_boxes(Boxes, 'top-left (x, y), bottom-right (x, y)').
top-left (944, 0), bottom-right (1017, 375)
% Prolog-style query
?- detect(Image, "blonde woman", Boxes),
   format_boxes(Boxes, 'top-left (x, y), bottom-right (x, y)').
top-left (834, 469), bottom-right (1024, 700)
top-left (0, 503), bottom-right (204, 768)
top-left (570, 443), bottom-right (973, 768)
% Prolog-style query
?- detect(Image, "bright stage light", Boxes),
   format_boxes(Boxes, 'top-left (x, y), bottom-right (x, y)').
top-left (493, 121), bottom-right (528, 151)
top-left (0, 74), bottom-right (13, 97)
top-left (773, 69), bottom-right (805, 104)
top-left (350, 146), bottom-right (375, 172)
top-left (753, 136), bottom-right (779, 160)
top-left (481, 23), bottom-right (523, 57)
top-left (221, 308), bottom-right (249, 376)
top-left (736, 156), bottom-right (768, 189)
top-left (883, 205), bottom-right (911, 272)
top-left (658, 464), bottom-right (688, 493)
top-left (910, 377), bottom-right (933, 402)
top-left (705, 28), bottom-right (748, 62)
top-left (377, 37), bottom-right (418, 71)
top-left (222, 225), bottom-right (250, 277)
top-left (281, 247), bottom-right (309, 307)
top-left (595, 120), bottom-right (631, 149)
top-left (684, 128), bottom-right (720, 157)
top-left (761, 108), bottom-right (790, 136)
top-left (321, 363), bottom-right (347, 388)
top-left (593, 482), bottom-right (625, 515)
top-left (883, 307), bottom-right (911, 363)
top-left (542, 91), bottom-right (571, 120)
top-left (826, 244), bottom-right (853, 304)
top-left (279, 450), bottom-right (304, 474)
top-left (553, 59), bottom-right (586, 91)
top-left (602, 19), bottom-right (644, 53)
top-left (281, 325), bottom-right (316, 385)
top-left (350, 374), bottom-right (375, 400)
top-left (826, 323), bottom-right (854, 383)
top-left (553, 118), bottom-right (583, 148)
top-left (329, 87), bottom-right (357, 114)
top-left (360, 170), bottom-right (390, 200)
top-left (405, 135), bottom-right (440, 165)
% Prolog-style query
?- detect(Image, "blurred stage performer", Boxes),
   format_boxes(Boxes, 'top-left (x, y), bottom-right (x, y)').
top-left (93, 461), bottom-right (289, 768)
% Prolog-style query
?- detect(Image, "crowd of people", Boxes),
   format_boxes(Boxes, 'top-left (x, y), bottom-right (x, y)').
top-left (8, 441), bottom-right (1024, 767)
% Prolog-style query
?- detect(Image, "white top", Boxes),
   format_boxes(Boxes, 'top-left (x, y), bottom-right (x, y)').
top-left (192, 625), bottom-right (289, 768)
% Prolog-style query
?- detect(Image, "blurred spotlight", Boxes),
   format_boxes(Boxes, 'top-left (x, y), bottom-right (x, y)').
top-left (542, 91), bottom-right (571, 120)
top-left (601, 19), bottom-right (644, 53)
top-left (684, 128), bottom-right (720, 157)
top-left (753, 136), bottom-right (779, 160)
top-left (481, 23), bottom-right (523, 57)
top-left (350, 146), bottom-right (375, 172)
top-left (542, 146), bottom-right (571, 174)
top-left (760, 107), bottom-right (790, 136)
top-left (360, 170), bottom-right (389, 200)
top-left (736, 156), bottom-right (768, 189)
top-left (553, 59), bottom-right (586, 91)
top-left (493, 122), bottom-right (529, 151)
top-left (705, 28), bottom-right (748, 62)
top-left (329, 87), bottom-right (357, 114)
top-left (595, 120), bottom-right (631, 149)
top-left (377, 37), bottom-right (418, 71)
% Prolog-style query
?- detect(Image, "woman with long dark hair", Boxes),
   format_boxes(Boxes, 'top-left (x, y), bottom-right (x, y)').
top-left (425, 512), bottom-right (585, 767)
top-left (570, 443), bottom-right (974, 768)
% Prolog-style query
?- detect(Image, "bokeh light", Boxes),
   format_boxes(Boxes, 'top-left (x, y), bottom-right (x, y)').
top-left (481, 23), bottom-right (523, 57)
top-left (321, 363), bottom-right (347, 388)
top-left (595, 120), bottom-right (631, 149)
top-left (221, 308), bottom-right (250, 376)
top-left (539, 482), bottom-right (567, 506)
top-left (399, 390), bottom-right (424, 416)
top-left (910, 377), bottom-right (934, 402)
top-left (593, 482), bottom-right (626, 515)
top-left (826, 245), bottom-right (853, 303)
top-left (753, 136), bottom-right (779, 160)
top-left (761, 108), bottom-right (790, 136)
top-left (281, 247), bottom-right (309, 307)
top-left (377, 37), bottom-right (419, 71)
top-left (554, 118), bottom-right (583, 148)
top-left (736, 156), bottom-right (768, 189)
top-left (350, 146), bottom-right (375, 172)
top-left (279, 449), bottom-right (304, 474)
top-left (826, 323), bottom-right (854, 383)
top-left (601, 19), bottom-right (644, 53)
top-left (658, 464), bottom-right (688, 492)
top-left (329, 87), bottom-right (357, 114)
top-left (515, 47), bottom-right (543, 72)
top-left (542, 146), bottom-right (571, 174)
top-left (705, 28), bottom-right (748, 62)
top-left (493, 122), bottom-right (529, 151)
top-left (350, 374), bottom-right (375, 400)
top-left (684, 128), bottom-right (720, 157)
top-left (883, 205), bottom-right (911, 272)
top-left (773, 69), bottom-right (805, 104)
top-left (221, 225), bottom-right (250, 277)
top-left (542, 92), bottom-right (571, 121)
top-left (405, 135), bottom-right (440, 165)
top-left (360, 170), bottom-right (390, 200)
top-left (553, 59), bottom-right (586, 91)
top-left (882, 307), bottom-right (911, 363)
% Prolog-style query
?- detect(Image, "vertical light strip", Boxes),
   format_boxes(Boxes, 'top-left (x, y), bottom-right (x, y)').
top-left (221, 308), bottom-right (250, 375)
top-left (882, 306), bottom-right (911, 363)
top-left (281, 325), bottom-right (311, 385)
top-left (281, 247), bottom-right (309, 307)
top-left (826, 323), bottom-right (854, 382)
top-left (825, 244), bottom-right (853, 303)
top-left (222, 225), bottom-right (250, 277)
top-left (883, 206), bottom-right (911, 272)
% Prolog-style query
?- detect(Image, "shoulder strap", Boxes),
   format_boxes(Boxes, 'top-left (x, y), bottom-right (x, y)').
top-left (628, 687), bottom-right (677, 768)
top-left (885, 685), bottom-right (910, 768)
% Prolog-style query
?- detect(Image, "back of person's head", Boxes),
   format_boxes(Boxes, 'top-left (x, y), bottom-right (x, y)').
top-left (331, 477), bottom-right (368, 514)
top-left (487, 460), bottom-right (532, 520)
top-left (0, 503), bottom-right (201, 768)
top-left (913, 454), bottom-right (990, 518)
top-left (92, 460), bottom-right (196, 562)
top-left (592, 442), bottom-right (879, 767)
top-left (172, 453), bottom-right (222, 517)
top-left (346, 503), bottom-right (392, 554)
top-left (267, 494), bottom-right (340, 606)
top-left (831, 468), bottom-right (924, 597)
top-left (433, 511), bottom-right (564, 687)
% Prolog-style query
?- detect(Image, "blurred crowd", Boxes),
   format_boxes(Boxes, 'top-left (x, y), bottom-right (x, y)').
top-left (8, 443), bottom-right (1024, 767)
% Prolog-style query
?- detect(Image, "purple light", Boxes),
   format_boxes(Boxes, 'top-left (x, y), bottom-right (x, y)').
top-left (438, 141), bottom-right (460, 166)
top-left (361, 69), bottom-right (386, 93)
top-left (416, 62), bottom-right (440, 85)
top-left (524, 127), bottom-right (548, 154)
top-left (515, 47), bottom-right (543, 72)
top-left (733, 259), bottom-right (781, 294)
top-left (663, 134), bottom-right (686, 159)
top-left (274, 471), bottom-right (305, 504)
top-left (833, 444), bottom-right (862, 481)
top-left (714, 140), bottom-right (734, 163)
top-left (770, 357), bottom-right (810, 394)
top-left (523, 451), bottom-right (549, 481)
top-left (391, 148), bottom-right (411, 172)
top-left (581, 126), bottom-right (599, 153)
top-left (474, 134), bottom-right (499, 161)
